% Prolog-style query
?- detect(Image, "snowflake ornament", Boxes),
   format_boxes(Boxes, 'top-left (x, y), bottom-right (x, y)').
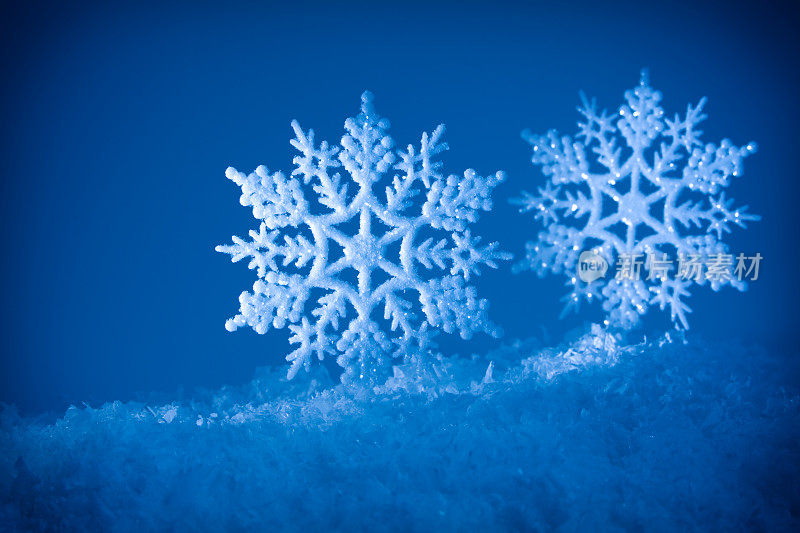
top-left (217, 92), bottom-right (508, 384)
top-left (514, 71), bottom-right (759, 330)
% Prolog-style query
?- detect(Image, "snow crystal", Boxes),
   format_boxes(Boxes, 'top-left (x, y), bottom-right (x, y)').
top-left (217, 92), bottom-right (508, 384)
top-left (514, 71), bottom-right (759, 329)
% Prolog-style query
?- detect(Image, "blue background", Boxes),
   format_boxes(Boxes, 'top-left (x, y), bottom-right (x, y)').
top-left (1, 0), bottom-right (798, 414)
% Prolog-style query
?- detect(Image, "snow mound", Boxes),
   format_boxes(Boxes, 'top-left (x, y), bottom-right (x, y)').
top-left (1, 328), bottom-right (798, 531)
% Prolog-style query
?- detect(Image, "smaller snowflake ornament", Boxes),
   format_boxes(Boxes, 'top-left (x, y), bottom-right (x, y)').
top-left (514, 71), bottom-right (759, 330)
top-left (217, 92), bottom-right (508, 384)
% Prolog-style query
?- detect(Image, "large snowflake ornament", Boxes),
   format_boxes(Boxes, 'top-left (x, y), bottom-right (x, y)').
top-left (217, 92), bottom-right (508, 384)
top-left (514, 72), bottom-right (759, 330)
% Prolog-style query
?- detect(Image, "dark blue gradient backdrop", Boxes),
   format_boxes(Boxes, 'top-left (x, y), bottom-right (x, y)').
top-left (1, 0), bottom-right (798, 414)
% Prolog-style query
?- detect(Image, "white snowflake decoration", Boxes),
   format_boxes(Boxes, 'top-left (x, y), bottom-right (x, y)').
top-left (217, 92), bottom-right (508, 383)
top-left (514, 72), bottom-right (759, 330)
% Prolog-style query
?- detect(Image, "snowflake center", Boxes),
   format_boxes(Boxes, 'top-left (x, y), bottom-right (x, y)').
top-left (343, 233), bottom-right (383, 266)
top-left (616, 190), bottom-right (649, 225)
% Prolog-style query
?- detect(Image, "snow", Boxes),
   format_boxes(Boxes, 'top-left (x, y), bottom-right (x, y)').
top-left (514, 71), bottom-right (759, 330)
top-left (2, 328), bottom-right (798, 531)
top-left (217, 91), bottom-right (508, 384)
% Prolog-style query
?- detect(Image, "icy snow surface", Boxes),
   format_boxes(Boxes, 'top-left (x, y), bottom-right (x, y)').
top-left (1, 327), bottom-right (798, 531)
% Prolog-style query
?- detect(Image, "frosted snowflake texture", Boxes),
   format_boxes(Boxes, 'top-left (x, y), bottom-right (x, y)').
top-left (217, 92), bottom-right (508, 383)
top-left (514, 71), bottom-right (759, 330)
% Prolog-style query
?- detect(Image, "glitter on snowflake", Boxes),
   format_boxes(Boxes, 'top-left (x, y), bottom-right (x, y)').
top-left (217, 92), bottom-right (508, 383)
top-left (514, 71), bottom-right (759, 330)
